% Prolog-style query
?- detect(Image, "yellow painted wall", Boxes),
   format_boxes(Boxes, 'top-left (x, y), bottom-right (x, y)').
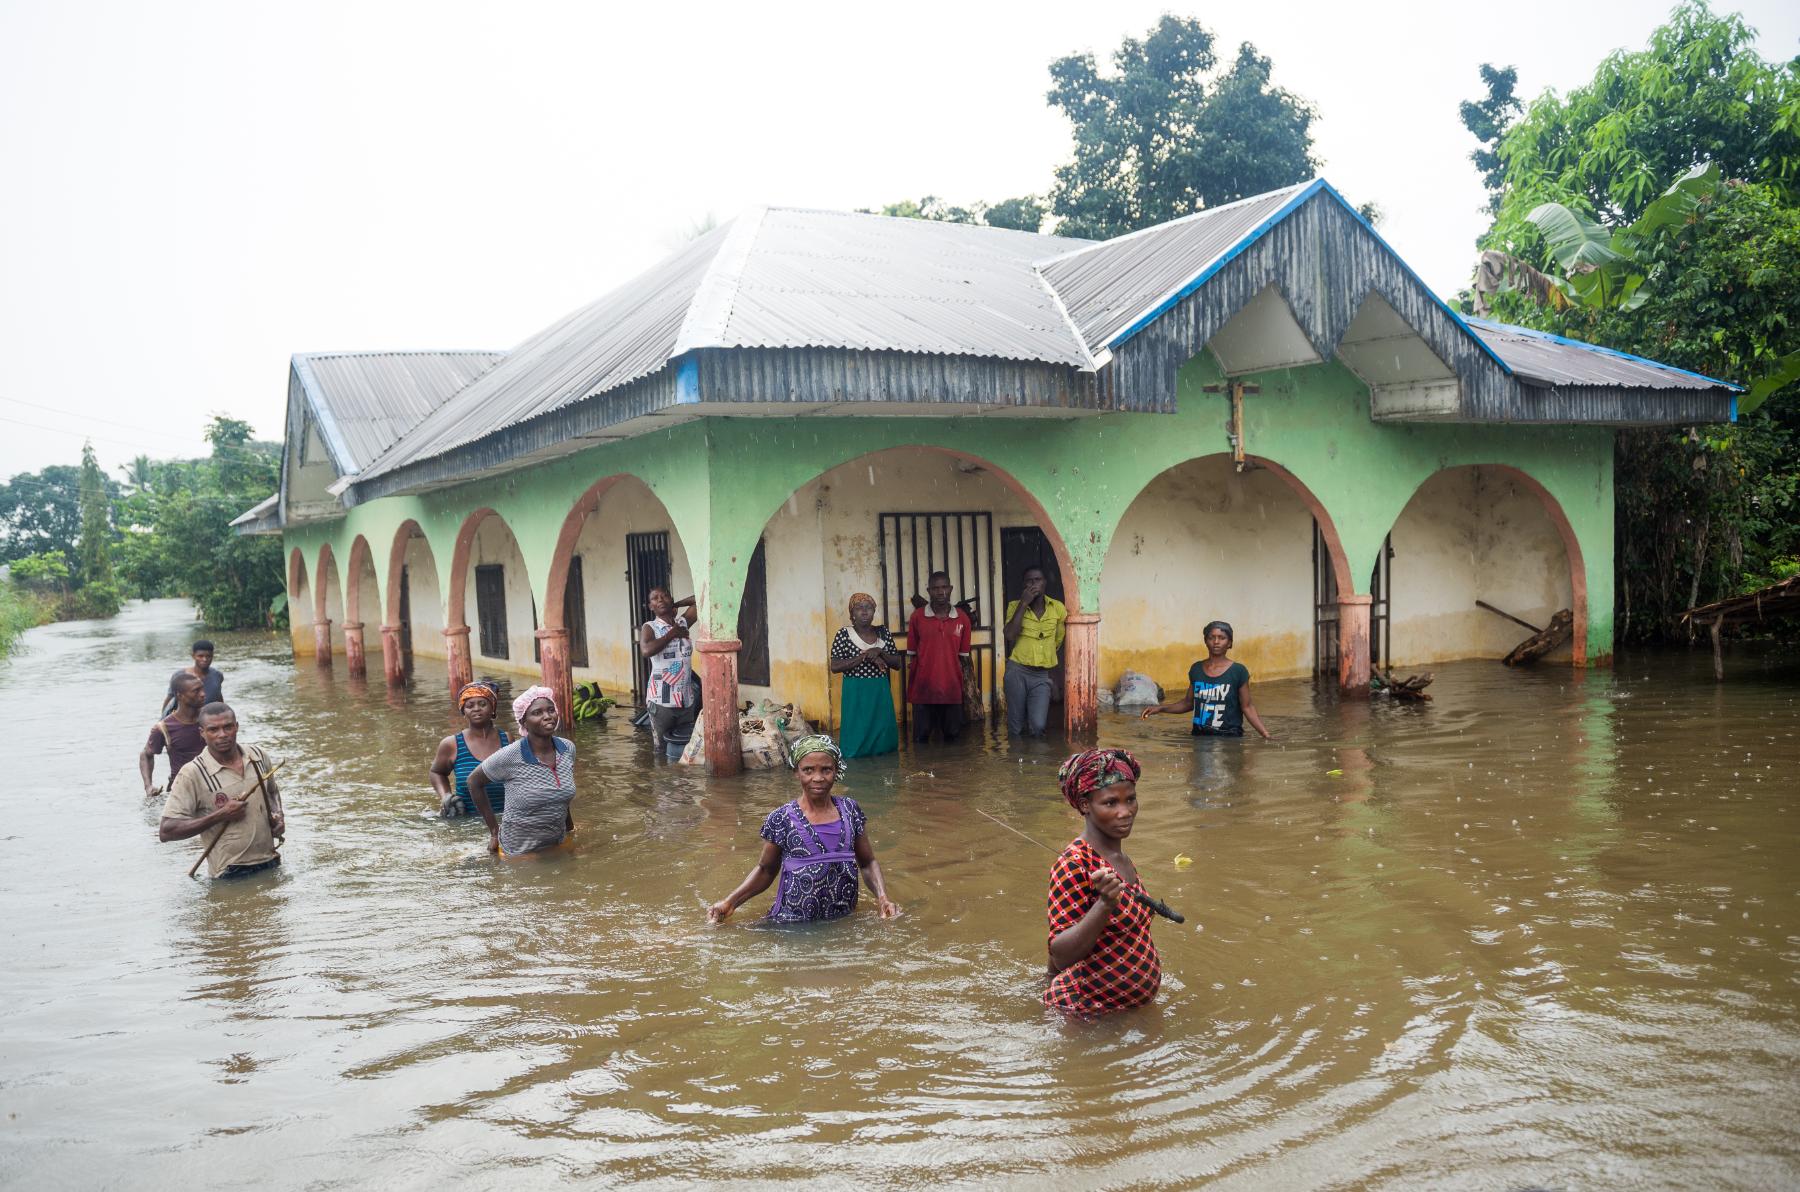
top-left (1098, 456), bottom-right (1317, 693)
top-left (1387, 466), bottom-right (1573, 665)
top-left (319, 557), bottom-right (347, 655)
top-left (289, 570), bottom-right (314, 657)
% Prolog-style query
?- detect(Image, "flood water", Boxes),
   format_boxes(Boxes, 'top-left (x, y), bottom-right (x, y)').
top-left (3, 598), bottom-right (1797, 1190)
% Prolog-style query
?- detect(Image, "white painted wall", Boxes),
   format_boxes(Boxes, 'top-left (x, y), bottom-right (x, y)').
top-left (1387, 466), bottom-right (1573, 665)
top-left (1099, 456), bottom-right (1316, 690)
top-left (351, 552), bottom-right (379, 629)
top-left (462, 516), bottom-right (537, 675)
top-left (319, 557), bottom-right (347, 654)
top-left (566, 479), bottom-right (693, 696)
top-left (759, 448), bottom-right (1034, 727)
top-left (289, 566), bottom-right (313, 657)
top-left (402, 535), bottom-right (444, 659)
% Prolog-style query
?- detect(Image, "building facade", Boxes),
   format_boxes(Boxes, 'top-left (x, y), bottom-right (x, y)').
top-left (240, 180), bottom-right (1737, 773)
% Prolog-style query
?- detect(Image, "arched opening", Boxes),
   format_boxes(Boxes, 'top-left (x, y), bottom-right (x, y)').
top-left (314, 543), bottom-right (346, 659)
top-left (447, 509), bottom-right (537, 675)
top-left (1385, 464), bottom-right (1584, 665)
top-left (288, 548), bottom-right (313, 659)
top-left (345, 535), bottom-right (380, 631)
top-left (749, 445), bottom-right (1080, 733)
top-left (386, 520), bottom-right (444, 671)
top-left (1098, 453), bottom-right (1351, 693)
top-left (544, 475), bottom-right (695, 701)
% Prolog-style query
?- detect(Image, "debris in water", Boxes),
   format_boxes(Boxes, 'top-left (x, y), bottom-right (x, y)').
top-left (1173, 853), bottom-right (1193, 869)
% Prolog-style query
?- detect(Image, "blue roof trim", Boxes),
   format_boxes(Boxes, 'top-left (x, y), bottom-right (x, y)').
top-left (1105, 179), bottom-right (1514, 378)
top-left (675, 355), bottom-right (701, 404)
top-left (1106, 180), bottom-right (1325, 350)
top-left (291, 354), bottom-right (355, 473)
top-left (1464, 316), bottom-right (1743, 392)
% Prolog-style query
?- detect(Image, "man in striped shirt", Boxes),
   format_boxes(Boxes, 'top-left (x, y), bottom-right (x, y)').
top-left (159, 703), bottom-right (284, 879)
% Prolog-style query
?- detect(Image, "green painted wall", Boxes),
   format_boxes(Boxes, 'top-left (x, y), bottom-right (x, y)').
top-left (283, 351), bottom-right (1616, 667)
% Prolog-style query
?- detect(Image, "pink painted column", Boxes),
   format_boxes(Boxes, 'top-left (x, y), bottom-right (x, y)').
top-left (379, 624), bottom-right (406, 686)
top-left (313, 620), bottom-right (333, 667)
top-left (536, 627), bottom-right (572, 730)
top-left (343, 621), bottom-right (366, 678)
top-left (1062, 612), bottom-right (1101, 739)
top-left (1337, 595), bottom-right (1372, 694)
top-left (696, 638), bottom-right (743, 777)
top-left (444, 624), bottom-right (473, 700)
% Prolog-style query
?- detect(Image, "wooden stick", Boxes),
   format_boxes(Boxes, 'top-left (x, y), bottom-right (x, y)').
top-left (189, 759), bottom-right (285, 879)
top-left (1475, 600), bottom-right (1543, 634)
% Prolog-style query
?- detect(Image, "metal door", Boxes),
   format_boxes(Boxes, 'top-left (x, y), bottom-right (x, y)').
top-left (1314, 522), bottom-right (1393, 682)
top-left (397, 564), bottom-right (414, 678)
top-left (625, 531), bottom-right (671, 706)
top-left (565, 555), bottom-right (589, 669)
top-left (878, 512), bottom-right (997, 731)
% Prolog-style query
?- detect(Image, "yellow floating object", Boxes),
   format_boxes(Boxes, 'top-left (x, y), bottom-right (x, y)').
top-left (1326, 769), bottom-right (1344, 777)
top-left (1173, 853), bottom-right (1193, 869)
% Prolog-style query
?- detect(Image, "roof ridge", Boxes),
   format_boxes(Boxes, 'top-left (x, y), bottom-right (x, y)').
top-left (296, 349), bottom-right (505, 362)
top-left (1032, 180), bottom-right (1316, 269)
top-left (672, 207), bottom-right (767, 355)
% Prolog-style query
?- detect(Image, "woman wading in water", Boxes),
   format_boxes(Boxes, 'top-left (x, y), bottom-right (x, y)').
top-left (468, 686), bottom-right (577, 856)
top-left (428, 683), bottom-right (510, 816)
top-left (828, 593), bottom-right (900, 759)
top-left (708, 735), bottom-right (899, 924)
top-left (1141, 620), bottom-right (1272, 740)
top-left (1044, 748), bottom-right (1161, 1018)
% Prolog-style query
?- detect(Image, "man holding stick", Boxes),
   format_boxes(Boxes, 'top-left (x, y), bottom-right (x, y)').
top-left (158, 703), bottom-right (285, 879)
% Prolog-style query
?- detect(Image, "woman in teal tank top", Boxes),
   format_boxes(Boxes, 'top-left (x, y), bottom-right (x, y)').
top-left (429, 683), bottom-right (511, 816)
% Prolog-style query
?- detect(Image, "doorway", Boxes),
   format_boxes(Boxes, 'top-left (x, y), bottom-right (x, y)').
top-left (877, 512), bottom-right (997, 731)
top-left (1313, 521), bottom-right (1391, 681)
top-left (736, 539), bottom-right (770, 687)
top-left (625, 531), bottom-right (671, 706)
top-left (398, 564), bottom-right (414, 679)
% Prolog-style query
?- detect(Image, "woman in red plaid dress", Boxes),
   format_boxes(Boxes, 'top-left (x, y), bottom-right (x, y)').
top-left (1044, 748), bottom-right (1161, 1017)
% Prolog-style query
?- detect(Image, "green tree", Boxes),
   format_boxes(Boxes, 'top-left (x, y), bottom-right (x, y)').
top-left (1460, 64), bottom-right (1522, 215)
top-left (866, 194), bottom-right (1046, 233)
top-left (0, 465), bottom-right (81, 566)
top-left (1468, 3), bottom-right (1800, 639)
top-left (76, 441), bottom-right (114, 587)
top-left (1046, 16), bottom-right (1316, 240)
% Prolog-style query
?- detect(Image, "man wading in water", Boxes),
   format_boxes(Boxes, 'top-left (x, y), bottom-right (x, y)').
top-left (158, 703), bottom-right (285, 879)
top-left (140, 672), bottom-right (206, 797)
top-left (164, 639), bottom-right (223, 715)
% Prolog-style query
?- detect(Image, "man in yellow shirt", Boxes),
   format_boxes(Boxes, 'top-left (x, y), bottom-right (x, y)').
top-left (1003, 566), bottom-right (1066, 737)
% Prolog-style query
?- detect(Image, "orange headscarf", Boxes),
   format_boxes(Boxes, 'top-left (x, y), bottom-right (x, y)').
top-left (458, 682), bottom-right (498, 709)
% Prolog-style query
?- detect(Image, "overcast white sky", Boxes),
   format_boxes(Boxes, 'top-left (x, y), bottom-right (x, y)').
top-left (2, 0), bottom-right (1796, 482)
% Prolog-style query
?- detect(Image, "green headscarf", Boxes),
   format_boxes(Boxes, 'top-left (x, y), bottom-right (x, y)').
top-left (787, 733), bottom-right (845, 774)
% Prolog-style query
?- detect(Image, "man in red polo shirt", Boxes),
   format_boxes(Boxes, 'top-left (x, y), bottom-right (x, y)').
top-left (906, 571), bottom-right (973, 744)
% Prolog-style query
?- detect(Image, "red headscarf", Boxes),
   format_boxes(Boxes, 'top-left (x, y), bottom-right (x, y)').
top-left (1057, 747), bottom-right (1142, 810)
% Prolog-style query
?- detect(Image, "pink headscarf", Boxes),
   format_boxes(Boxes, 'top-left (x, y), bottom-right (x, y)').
top-left (511, 685), bottom-right (558, 727)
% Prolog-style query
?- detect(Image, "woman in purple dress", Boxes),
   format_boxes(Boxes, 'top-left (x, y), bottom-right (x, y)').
top-left (707, 735), bottom-right (899, 925)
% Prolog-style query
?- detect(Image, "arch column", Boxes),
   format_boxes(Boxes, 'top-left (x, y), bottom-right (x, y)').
top-left (379, 624), bottom-right (406, 687)
top-left (1338, 594), bottom-right (1372, 693)
top-left (444, 624), bottom-right (473, 698)
top-left (536, 627), bottom-right (572, 729)
top-left (313, 620), bottom-right (333, 667)
top-left (343, 622), bottom-right (366, 677)
top-left (696, 638), bottom-right (743, 776)
top-left (1063, 612), bottom-right (1101, 737)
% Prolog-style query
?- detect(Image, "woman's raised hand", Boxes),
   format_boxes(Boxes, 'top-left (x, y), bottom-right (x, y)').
top-left (1090, 866), bottom-right (1127, 909)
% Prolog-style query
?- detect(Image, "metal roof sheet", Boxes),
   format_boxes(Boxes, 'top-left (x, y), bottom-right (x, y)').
top-left (1464, 318), bottom-right (1738, 392)
top-left (295, 350), bottom-right (503, 472)
top-left (229, 492), bottom-right (278, 528)
top-left (353, 226), bottom-right (727, 482)
top-left (1037, 183), bottom-right (1311, 348)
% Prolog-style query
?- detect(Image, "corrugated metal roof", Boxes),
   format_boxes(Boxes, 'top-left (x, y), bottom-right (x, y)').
top-left (1037, 183), bottom-right (1312, 349)
top-left (1465, 318), bottom-right (1739, 392)
top-left (229, 492), bottom-right (278, 529)
top-left (691, 207), bottom-right (1094, 365)
top-left (353, 226), bottom-right (727, 483)
top-left (295, 350), bottom-right (503, 472)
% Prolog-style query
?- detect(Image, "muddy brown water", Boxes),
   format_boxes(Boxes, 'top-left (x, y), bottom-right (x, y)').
top-left (2, 598), bottom-right (1796, 1190)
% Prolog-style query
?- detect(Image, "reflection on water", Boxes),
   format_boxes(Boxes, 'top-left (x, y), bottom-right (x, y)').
top-left (2, 600), bottom-right (1797, 1189)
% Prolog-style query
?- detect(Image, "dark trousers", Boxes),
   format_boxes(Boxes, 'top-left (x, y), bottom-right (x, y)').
top-left (912, 702), bottom-right (964, 744)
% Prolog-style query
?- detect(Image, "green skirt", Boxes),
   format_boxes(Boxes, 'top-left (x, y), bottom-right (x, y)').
top-left (839, 674), bottom-right (899, 759)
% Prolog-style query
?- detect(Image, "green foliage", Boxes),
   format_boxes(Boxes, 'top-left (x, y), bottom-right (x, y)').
top-left (117, 416), bottom-right (285, 630)
top-left (1046, 18), bottom-right (1316, 240)
top-left (0, 465), bottom-right (82, 566)
top-left (268, 591), bottom-right (289, 632)
top-left (571, 681), bottom-right (616, 723)
top-left (10, 551), bottom-right (70, 589)
top-left (1460, 64), bottom-right (1523, 215)
top-left (0, 582), bottom-right (54, 659)
top-left (868, 194), bottom-right (1046, 234)
top-left (77, 441), bottom-right (115, 587)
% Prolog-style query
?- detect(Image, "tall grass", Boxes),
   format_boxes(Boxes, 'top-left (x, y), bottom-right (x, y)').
top-left (0, 584), bottom-right (55, 658)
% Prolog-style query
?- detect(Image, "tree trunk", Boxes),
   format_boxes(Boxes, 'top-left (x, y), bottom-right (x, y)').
top-left (1502, 608), bottom-right (1574, 667)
